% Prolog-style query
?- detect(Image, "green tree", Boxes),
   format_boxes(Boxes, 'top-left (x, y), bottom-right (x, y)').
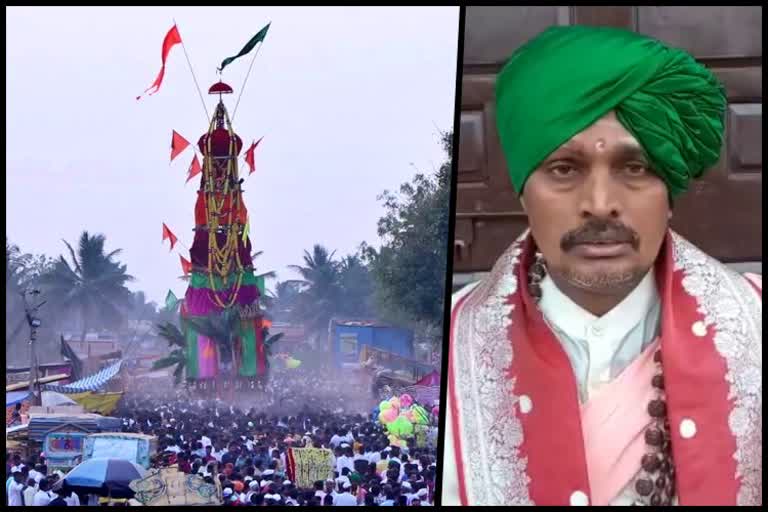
top-left (6, 239), bottom-right (56, 343)
top-left (288, 244), bottom-right (342, 338)
top-left (337, 252), bottom-right (375, 319)
top-left (127, 291), bottom-right (158, 322)
top-left (151, 322), bottom-right (187, 385)
top-left (366, 131), bottom-right (452, 346)
top-left (251, 249), bottom-right (277, 310)
top-left (6, 239), bottom-right (55, 293)
top-left (37, 231), bottom-right (134, 342)
top-left (269, 280), bottom-right (304, 323)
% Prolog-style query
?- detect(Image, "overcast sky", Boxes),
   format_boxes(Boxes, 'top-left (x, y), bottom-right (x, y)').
top-left (7, 6), bottom-right (459, 304)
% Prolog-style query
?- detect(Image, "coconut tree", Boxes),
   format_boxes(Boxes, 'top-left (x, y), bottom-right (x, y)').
top-left (288, 244), bottom-right (342, 337)
top-left (152, 322), bottom-right (187, 385)
top-left (37, 231), bottom-right (134, 341)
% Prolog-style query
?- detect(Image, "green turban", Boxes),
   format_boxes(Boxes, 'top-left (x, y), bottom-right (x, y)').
top-left (495, 25), bottom-right (726, 196)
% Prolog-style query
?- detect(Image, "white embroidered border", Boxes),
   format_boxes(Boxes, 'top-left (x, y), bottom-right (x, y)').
top-left (452, 231), bottom-right (533, 505)
top-left (672, 232), bottom-right (762, 506)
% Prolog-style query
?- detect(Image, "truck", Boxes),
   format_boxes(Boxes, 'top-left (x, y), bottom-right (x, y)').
top-left (328, 320), bottom-right (435, 398)
top-left (329, 320), bottom-right (414, 367)
top-left (83, 433), bottom-right (158, 469)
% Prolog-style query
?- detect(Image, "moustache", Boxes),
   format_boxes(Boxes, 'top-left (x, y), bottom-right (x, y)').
top-left (561, 219), bottom-right (639, 252)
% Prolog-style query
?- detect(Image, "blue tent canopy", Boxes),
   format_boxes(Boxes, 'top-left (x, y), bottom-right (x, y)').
top-left (44, 361), bottom-right (122, 394)
top-left (6, 391), bottom-right (31, 407)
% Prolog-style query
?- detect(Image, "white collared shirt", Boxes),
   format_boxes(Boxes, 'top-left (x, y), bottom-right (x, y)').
top-left (538, 269), bottom-right (661, 402)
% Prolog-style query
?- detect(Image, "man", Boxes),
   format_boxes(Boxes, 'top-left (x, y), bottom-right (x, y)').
top-left (375, 449), bottom-right (390, 475)
top-left (202, 444), bottom-right (217, 463)
top-left (9, 454), bottom-right (25, 474)
top-left (353, 443), bottom-right (367, 464)
top-left (221, 487), bottom-right (238, 506)
top-left (28, 464), bottom-right (44, 484)
top-left (365, 444), bottom-right (381, 465)
top-left (48, 492), bottom-right (69, 506)
top-left (193, 441), bottom-right (207, 459)
top-left (9, 403), bottom-right (23, 427)
top-left (61, 483), bottom-right (80, 507)
top-left (221, 442), bottom-right (239, 466)
top-left (313, 480), bottom-right (327, 502)
top-left (33, 478), bottom-right (53, 506)
top-left (335, 446), bottom-right (355, 476)
top-left (335, 468), bottom-right (352, 491)
top-left (401, 481), bottom-right (416, 505)
top-left (443, 25), bottom-right (761, 506)
top-left (324, 478), bottom-right (336, 501)
top-left (22, 477), bottom-right (37, 507)
top-left (330, 428), bottom-right (345, 449)
top-left (379, 487), bottom-right (397, 507)
top-left (177, 452), bottom-right (192, 474)
top-left (245, 479), bottom-right (260, 503)
top-left (7, 472), bottom-right (25, 506)
top-left (332, 481), bottom-right (358, 506)
top-left (414, 487), bottom-right (430, 506)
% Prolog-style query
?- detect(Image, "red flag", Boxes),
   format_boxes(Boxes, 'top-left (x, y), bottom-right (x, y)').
top-left (179, 255), bottom-right (193, 275)
top-left (186, 154), bottom-right (202, 183)
top-left (244, 137), bottom-right (263, 175)
top-left (171, 130), bottom-right (191, 162)
top-left (137, 25), bottom-right (182, 100)
top-left (162, 223), bottom-right (178, 251)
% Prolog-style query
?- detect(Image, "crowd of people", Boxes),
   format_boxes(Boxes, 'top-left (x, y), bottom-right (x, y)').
top-left (114, 391), bottom-right (438, 506)
top-left (5, 454), bottom-right (80, 506)
top-left (6, 365), bottom-right (439, 506)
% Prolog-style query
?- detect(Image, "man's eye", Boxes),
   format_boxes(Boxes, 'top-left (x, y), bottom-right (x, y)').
top-left (548, 164), bottom-right (578, 178)
top-left (624, 163), bottom-right (648, 176)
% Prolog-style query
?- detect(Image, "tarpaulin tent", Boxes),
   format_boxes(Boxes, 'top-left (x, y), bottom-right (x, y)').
top-left (401, 370), bottom-right (441, 405)
top-left (44, 361), bottom-right (122, 394)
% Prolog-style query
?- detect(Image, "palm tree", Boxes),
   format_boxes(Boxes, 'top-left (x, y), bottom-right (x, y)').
top-left (288, 245), bottom-right (342, 337)
top-left (6, 240), bottom-right (55, 344)
top-left (270, 280), bottom-right (304, 322)
top-left (251, 250), bottom-right (277, 310)
top-left (251, 250), bottom-right (277, 281)
top-left (37, 231), bottom-right (134, 341)
top-left (183, 308), bottom-right (241, 370)
top-left (152, 322), bottom-right (187, 385)
top-left (129, 291), bottom-right (158, 322)
top-left (338, 254), bottom-right (374, 319)
top-left (6, 240), bottom-right (29, 343)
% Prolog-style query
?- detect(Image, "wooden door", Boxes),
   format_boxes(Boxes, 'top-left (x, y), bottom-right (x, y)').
top-left (455, 6), bottom-right (762, 277)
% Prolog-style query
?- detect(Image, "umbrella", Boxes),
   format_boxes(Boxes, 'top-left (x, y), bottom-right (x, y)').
top-left (53, 458), bottom-right (148, 498)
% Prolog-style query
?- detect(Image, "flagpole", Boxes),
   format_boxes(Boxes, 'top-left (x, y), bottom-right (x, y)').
top-left (231, 41), bottom-right (265, 123)
top-left (174, 18), bottom-right (210, 123)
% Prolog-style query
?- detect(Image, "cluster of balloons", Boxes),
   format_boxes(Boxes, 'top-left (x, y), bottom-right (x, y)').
top-left (273, 353), bottom-right (302, 369)
top-left (376, 394), bottom-right (431, 442)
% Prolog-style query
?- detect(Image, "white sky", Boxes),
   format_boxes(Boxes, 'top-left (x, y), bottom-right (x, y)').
top-left (7, 6), bottom-right (459, 304)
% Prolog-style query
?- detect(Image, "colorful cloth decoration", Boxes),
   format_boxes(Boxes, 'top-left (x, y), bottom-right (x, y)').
top-left (137, 24), bottom-right (182, 100)
top-left (218, 23), bottom-right (271, 73)
top-left (170, 130), bottom-right (191, 162)
top-left (162, 223), bottom-right (178, 251)
top-left (178, 90), bottom-right (271, 380)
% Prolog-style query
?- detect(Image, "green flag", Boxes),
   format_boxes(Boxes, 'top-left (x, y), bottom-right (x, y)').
top-left (219, 23), bottom-right (271, 72)
top-left (165, 289), bottom-right (179, 311)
